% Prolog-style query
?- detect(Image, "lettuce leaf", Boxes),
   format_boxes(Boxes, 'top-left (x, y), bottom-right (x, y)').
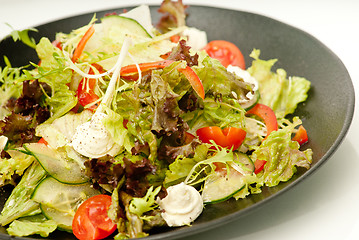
top-left (164, 144), bottom-right (208, 186)
top-left (0, 149), bottom-right (34, 187)
top-left (0, 162), bottom-right (46, 226)
top-left (251, 127), bottom-right (312, 187)
top-left (247, 49), bottom-right (311, 118)
top-left (102, 107), bottom-right (133, 153)
top-left (35, 38), bottom-right (77, 122)
top-left (129, 186), bottom-right (161, 218)
top-left (193, 55), bottom-right (254, 99)
top-left (6, 215), bottom-right (57, 237)
top-left (0, 61), bottom-right (25, 119)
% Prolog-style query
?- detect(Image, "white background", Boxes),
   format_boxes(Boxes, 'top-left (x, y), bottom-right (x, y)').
top-left (0, 1), bottom-right (358, 240)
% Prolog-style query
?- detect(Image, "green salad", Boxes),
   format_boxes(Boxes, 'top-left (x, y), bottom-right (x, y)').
top-left (0, 0), bottom-right (312, 239)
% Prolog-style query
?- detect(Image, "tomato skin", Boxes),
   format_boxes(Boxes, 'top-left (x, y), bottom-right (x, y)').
top-left (292, 125), bottom-right (308, 145)
top-left (246, 103), bottom-right (278, 139)
top-left (72, 194), bottom-right (116, 240)
top-left (254, 159), bottom-right (267, 174)
top-left (196, 126), bottom-right (246, 150)
top-left (204, 40), bottom-right (245, 69)
top-left (37, 138), bottom-right (48, 145)
top-left (76, 64), bottom-right (104, 112)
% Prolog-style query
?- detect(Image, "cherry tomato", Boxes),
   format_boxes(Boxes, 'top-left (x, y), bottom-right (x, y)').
top-left (292, 125), bottom-right (308, 145)
top-left (196, 126), bottom-right (246, 150)
top-left (246, 103), bottom-right (278, 139)
top-left (72, 194), bottom-right (116, 240)
top-left (204, 40), bottom-right (245, 69)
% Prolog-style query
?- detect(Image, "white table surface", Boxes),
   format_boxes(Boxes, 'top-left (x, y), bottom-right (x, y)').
top-left (0, 1), bottom-right (358, 240)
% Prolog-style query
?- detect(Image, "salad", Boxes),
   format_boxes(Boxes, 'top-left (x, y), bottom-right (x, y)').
top-left (0, 0), bottom-right (313, 239)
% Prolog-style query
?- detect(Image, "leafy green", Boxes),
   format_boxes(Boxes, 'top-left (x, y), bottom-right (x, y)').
top-left (0, 60), bottom-right (26, 119)
top-left (0, 149), bottom-right (34, 187)
top-left (6, 24), bottom-right (38, 49)
top-left (193, 55), bottom-right (254, 99)
top-left (157, 0), bottom-right (187, 33)
top-left (0, 162), bottom-right (46, 226)
top-left (164, 144), bottom-right (208, 186)
top-left (6, 215), bottom-right (57, 237)
top-left (247, 49), bottom-right (311, 118)
top-left (129, 186), bottom-right (161, 218)
top-left (251, 123), bottom-right (312, 187)
top-left (184, 146), bottom-right (235, 186)
top-left (35, 37), bottom-right (77, 122)
top-left (182, 98), bottom-right (246, 133)
top-left (102, 107), bottom-right (133, 153)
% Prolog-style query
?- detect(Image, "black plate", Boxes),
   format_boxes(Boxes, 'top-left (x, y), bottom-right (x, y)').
top-left (0, 4), bottom-right (354, 240)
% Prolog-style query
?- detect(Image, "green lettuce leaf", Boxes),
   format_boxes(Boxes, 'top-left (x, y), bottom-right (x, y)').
top-left (6, 215), bottom-right (57, 237)
top-left (0, 149), bottom-right (34, 187)
top-left (35, 37), bottom-right (77, 122)
top-left (0, 162), bottom-right (46, 226)
top-left (182, 98), bottom-right (246, 134)
top-left (129, 186), bottom-right (161, 218)
top-left (193, 55), bottom-right (254, 100)
top-left (251, 127), bottom-right (312, 187)
top-left (164, 144), bottom-right (208, 186)
top-left (102, 107), bottom-right (133, 153)
top-left (0, 61), bottom-right (25, 119)
top-left (247, 49), bottom-right (311, 118)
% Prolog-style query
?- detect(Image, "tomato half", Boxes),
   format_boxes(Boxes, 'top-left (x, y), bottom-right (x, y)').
top-left (246, 103), bottom-right (278, 139)
top-left (72, 194), bottom-right (116, 240)
top-left (196, 126), bottom-right (246, 150)
top-left (204, 40), bottom-right (245, 69)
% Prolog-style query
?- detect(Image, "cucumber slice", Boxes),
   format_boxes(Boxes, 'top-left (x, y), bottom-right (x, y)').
top-left (234, 152), bottom-right (254, 174)
top-left (101, 15), bottom-right (152, 39)
top-left (24, 143), bottom-right (88, 184)
top-left (31, 177), bottom-right (100, 230)
top-left (202, 169), bottom-right (246, 204)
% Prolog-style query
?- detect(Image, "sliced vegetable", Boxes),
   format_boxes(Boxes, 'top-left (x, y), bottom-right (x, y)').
top-left (235, 153), bottom-right (255, 174)
top-left (202, 166), bottom-right (246, 204)
top-left (196, 126), bottom-right (246, 150)
top-left (246, 103), bottom-right (278, 138)
top-left (31, 177), bottom-right (100, 231)
top-left (101, 15), bottom-right (152, 38)
top-left (121, 60), bottom-right (205, 99)
top-left (72, 194), bottom-right (116, 240)
top-left (24, 143), bottom-right (89, 184)
top-left (254, 159), bottom-right (267, 174)
top-left (72, 25), bottom-right (95, 62)
top-left (292, 125), bottom-right (308, 145)
top-left (204, 40), bottom-right (245, 69)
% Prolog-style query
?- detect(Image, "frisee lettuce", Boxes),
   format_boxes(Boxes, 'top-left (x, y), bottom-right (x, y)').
top-left (129, 186), bottom-right (161, 219)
